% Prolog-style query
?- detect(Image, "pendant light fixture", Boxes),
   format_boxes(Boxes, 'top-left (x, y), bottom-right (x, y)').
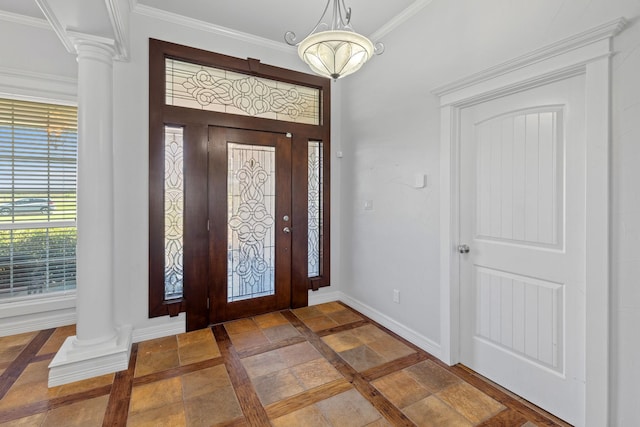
top-left (285, 0), bottom-right (384, 80)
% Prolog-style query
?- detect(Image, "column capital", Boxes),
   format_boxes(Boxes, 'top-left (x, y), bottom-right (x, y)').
top-left (68, 31), bottom-right (116, 64)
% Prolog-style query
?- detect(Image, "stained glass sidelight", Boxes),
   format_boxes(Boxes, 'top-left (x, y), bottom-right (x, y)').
top-left (165, 59), bottom-right (321, 125)
top-left (227, 143), bottom-right (276, 302)
top-left (164, 126), bottom-right (184, 300)
top-left (308, 141), bottom-right (323, 277)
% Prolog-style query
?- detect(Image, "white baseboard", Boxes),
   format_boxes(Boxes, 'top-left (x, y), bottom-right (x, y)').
top-left (308, 290), bottom-right (343, 306)
top-left (48, 325), bottom-right (132, 387)
top-left (131, 315), bottom-right (186, 343)
top-left (337, 293), bottom-right (442, 359)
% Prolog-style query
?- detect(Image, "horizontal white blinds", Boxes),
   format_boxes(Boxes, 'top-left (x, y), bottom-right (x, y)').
top-left (0, 98), bottom-right (77, 299)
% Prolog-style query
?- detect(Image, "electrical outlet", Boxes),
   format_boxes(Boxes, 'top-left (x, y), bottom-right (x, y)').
top-left (393, 289), bottom-right (400, 303)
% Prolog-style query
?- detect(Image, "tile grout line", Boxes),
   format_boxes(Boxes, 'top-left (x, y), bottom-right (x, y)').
top-left (101, 343), bottom-right (138, 427)
top-left (0, 385), bottom-right (113, 424)
top-left (281, 311), bottom-right (356, 381)
top-left (132, 355), bottom-right (225, 387)
top-left (212, 324), bottom-right (272, 426)
top-left (281, 310), bottom-right (417, 427)
top-left (313, 319), bottom-right (371, 337)
top-left (264, 378), bottom-right (353, 420)
top-left (360, 352), bottom-right (429, 382)
top-left (0, 328), bottom-right (55, 400)
top-left (235, 335), bottom-right (307, 359)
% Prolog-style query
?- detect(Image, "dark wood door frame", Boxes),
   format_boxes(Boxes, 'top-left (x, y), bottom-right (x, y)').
top-left (149, 39), bottom-right (332, 331)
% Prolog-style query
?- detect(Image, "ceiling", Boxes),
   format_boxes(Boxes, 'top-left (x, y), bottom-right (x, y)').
top-left (0, 0), bottom-right (45, 19)
top-left (135, 0), bottom-right (417, 43)
top-left (0, 0), bottom-right (422, 45)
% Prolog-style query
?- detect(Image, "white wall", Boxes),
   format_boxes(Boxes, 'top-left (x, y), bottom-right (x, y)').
top-left (0, 20), bottom-right (77, 80)
top-left (339, 0), bottom-right (640, 424)
top-left (1, 1), bottom-right (639, 423)
top-left (610, 15), bottom-right (640, 427)
top-left (112, 11), bottom-right (344, 338)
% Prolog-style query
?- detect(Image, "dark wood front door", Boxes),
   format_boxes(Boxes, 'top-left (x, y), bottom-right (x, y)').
top-left (208, 126), bottom-right (292, 323)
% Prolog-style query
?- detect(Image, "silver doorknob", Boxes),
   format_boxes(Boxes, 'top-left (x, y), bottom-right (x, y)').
top-left (283, 227), bottom-right (291, 234)
top-left (457, 244), bottom-right (470, 254)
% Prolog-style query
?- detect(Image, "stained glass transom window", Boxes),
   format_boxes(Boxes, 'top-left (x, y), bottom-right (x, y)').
top-left (166, 59), bottom-right (321, 125)
top-left (308, 141), bottom-right (323, 278)
top-left (227, 143), bottom-right (276, 302)
top-left (164, 126), bottom-right (184, 300)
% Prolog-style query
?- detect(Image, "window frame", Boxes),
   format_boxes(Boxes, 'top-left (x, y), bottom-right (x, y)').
top-left (0, 96), bottom-right (78, 301)
top-left (149, 39), bottom-right (331, 321)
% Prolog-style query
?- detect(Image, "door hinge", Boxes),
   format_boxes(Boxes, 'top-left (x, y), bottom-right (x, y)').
top-left (207, 219), bottom-right (210, 231)
top-left (207, 297), bottom-right (210, 309)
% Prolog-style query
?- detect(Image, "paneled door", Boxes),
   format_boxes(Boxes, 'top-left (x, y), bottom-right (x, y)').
top-left (459, 75), bottom-right (586, 425)
top-left (208, 127), bottom-right (292, 323)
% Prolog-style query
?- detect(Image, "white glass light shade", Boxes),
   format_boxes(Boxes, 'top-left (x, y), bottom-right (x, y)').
top-left (297, 30), bottom-right (374, 80)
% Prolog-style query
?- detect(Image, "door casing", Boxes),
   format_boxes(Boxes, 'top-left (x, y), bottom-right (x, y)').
top-left (435, 19), bottom-right (624, 426)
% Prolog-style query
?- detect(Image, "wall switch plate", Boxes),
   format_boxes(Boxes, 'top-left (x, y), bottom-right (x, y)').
top-left (364, 200), bottom-right (374, 210)
top-left (414, 173), bottom-right (426, 188)
top-left (336, 151), bottom-right (343, 158)
top-left (393, 289), bottom-right (400, 303)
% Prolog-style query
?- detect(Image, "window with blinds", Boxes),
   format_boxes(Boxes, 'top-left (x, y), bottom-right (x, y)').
top-left (0, 98), bottom-right (77, 299)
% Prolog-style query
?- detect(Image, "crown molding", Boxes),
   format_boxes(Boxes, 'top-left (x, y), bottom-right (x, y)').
top-left (369, 0), bottom-right (434, 42)
top-left (105, 0), bottom-right (130, 60)
top-left (132, 3), bottom-right (296, 54)
top-left (433, 17), bottom-right (627, 97)
top-left (34, 0), bottom-right (76, 54)
top-left (35, 0), bottom-right (128, 60)
top-left (36, 0), bottom-right (76, 53)
top-left (0, 65), bottom-right (77, 102)
top-left (130, 0), bottom-right (434, 56)
top-left (0, 10), bottom-right (51, 30)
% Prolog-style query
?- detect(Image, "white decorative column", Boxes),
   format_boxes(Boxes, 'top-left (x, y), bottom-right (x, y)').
top-left (49, 35), bottom-right (132, 387)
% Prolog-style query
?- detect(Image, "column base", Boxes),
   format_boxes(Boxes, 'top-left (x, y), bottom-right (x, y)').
top-left (48, 324), bottom-right (132, 387)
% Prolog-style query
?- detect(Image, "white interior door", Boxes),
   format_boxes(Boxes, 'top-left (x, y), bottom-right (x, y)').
top-left (459, 74), bottom-right (586, 426)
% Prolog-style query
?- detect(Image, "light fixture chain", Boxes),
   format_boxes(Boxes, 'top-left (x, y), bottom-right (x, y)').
top-left (341, 0), bottom-right (351, 25)
top-left (285, 0), bottom-right (332, 45)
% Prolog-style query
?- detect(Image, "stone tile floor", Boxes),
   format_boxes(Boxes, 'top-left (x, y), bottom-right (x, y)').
top-left (0, 302), bottom-right (572, 426)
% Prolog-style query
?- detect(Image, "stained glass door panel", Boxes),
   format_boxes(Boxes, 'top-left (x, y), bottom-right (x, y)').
top-left (227, 143), bottom-right (276, 302)
top-left (209, 127), bottom-right (291, 323)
